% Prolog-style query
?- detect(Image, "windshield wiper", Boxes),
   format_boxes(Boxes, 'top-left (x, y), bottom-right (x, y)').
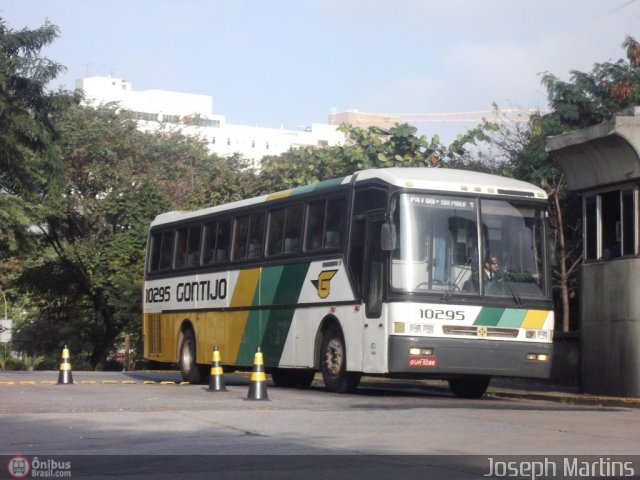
top-left (501, 277), bottom-right (522, 306)
top-left (440, 258), bottom-right (472, 301)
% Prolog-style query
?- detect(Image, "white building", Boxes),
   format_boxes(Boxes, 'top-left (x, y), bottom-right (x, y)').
top-left (77, 76), bottom-right (344, 168)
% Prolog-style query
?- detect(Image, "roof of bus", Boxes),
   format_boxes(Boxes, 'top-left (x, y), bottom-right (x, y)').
top-left (151, 167), bottom-right (547, 227)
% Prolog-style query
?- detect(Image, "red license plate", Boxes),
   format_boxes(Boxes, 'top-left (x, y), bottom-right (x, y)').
top-left (408, 356), bottom-right (438, 367)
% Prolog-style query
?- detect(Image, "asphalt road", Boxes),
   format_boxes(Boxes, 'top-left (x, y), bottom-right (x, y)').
top-left (0, 371), bottom-right (639, 479)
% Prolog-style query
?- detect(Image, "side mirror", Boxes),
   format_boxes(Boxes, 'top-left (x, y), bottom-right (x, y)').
top-left (381, 222), bottom-right (397, 251)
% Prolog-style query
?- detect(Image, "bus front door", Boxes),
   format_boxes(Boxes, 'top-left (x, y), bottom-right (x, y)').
top-left (363, 218), bottom-right (387, 374)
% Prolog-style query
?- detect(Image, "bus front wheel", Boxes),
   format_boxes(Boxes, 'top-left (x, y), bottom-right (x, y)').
top-left (320, 325), bottom-right (361, 393)
top-left (179, 329), bottom-right (206, 384)
top-left (448, 375), bottom-right (491, 399)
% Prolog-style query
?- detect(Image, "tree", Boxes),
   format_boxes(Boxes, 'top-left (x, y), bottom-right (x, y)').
top-left (0, 19), bottom-right (66, 197)
top-left (541, 35), bottom-right (640, 130)
top-left (13, 102), bottom-right (261, 368)
top-left (482, 36), bottom-right (640, 332)
top-left (0, 19), bottom-right (71, 348)
top-left (259, 122), bottom-right (495, 192)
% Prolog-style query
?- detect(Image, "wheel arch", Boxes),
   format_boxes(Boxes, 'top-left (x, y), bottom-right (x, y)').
top-left (313, 314), bottom-right (343, 370)
top-left (176, 319), bottom-right (195, 360)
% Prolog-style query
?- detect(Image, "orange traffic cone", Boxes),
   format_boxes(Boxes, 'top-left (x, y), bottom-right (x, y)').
top-left (246, 348), bottom-right (268, 400)
top-left (207, 346), bottom-right (228, 392)
top-left (57, 345), bottom-right (74, 385)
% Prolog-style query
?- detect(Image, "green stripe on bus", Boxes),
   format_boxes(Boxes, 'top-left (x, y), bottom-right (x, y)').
top-left (290, 177), bottom-right (345, 196)
top-left (473, 307), bottom-right (504, 326)
top-left (261, 263), bottom-right (311, 367)
top-left (236, 266), bottom-right (285, 365)
top-left (236, 263), bottom-right (311, 366)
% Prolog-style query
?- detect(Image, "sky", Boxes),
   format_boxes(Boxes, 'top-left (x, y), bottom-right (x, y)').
top-left (1, 0), bottom-right (639, 143)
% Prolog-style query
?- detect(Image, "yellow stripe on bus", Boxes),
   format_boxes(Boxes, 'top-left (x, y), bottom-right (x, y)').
top-left (266, 190), bottom-right (292, 201)
top-left (219, 268), bottom-right (261, 363)
top-left (521, 310), bottom-right (548, 329)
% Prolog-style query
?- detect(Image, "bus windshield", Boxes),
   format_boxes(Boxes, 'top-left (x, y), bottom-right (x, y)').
top-left (391, 193), bottom-right (548, 299)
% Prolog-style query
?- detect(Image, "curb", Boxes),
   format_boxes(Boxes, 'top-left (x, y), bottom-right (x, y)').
top-left (488, 388), bottom-right (640, 408)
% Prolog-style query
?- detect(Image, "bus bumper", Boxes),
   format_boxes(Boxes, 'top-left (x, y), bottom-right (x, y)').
top-left (388, 336), bottom-right (553, 379)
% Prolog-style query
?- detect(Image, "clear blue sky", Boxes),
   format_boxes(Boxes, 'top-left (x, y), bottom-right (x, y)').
top-left (2, 0), bottom-right (638, 143)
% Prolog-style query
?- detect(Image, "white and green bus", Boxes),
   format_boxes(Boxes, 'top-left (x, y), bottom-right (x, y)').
top-left (143, 167), bottom-right (554, 398)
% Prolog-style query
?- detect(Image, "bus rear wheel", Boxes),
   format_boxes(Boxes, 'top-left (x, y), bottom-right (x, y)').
top-left (320, 325), bottom-right (361, 393)
top-left (271, 368), bottom-right (316, 388)
top-left (179, 329), bottom-right (207, 384)
top-left (448, 375), bottom-right (491, 399)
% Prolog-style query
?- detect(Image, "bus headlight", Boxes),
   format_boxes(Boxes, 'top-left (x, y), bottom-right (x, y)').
top-left (410, 348), bottom-right (433, 356)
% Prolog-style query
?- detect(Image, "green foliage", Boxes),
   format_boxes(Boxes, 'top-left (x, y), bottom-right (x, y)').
top-left (481, 36), bottom-right (640, 331)
top-left (0, 19), bottom-right (68, 196)
top-left (541, 35), bottom-right (640, 130)
top-left (0, 19), bottom-right (75, 254)
top-left (11, 102), bottom-right (257, 368)
top-left (259, 122), bottom-right (496, 191)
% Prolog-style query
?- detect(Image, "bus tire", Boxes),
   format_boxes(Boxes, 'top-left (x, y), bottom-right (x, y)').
top-left (448, 375), bottom-right (491, 399)
top-left (179, 329), bottom-right (203, 384)
top-left (320, 325), bottom-right (361, 393)
top-left (271, 368), bottom-right (316, 388)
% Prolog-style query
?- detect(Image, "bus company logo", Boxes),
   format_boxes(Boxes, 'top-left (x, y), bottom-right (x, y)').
top-left (7, 456), bottom-right (30, 479)
top-left (311, 270), bottom-right (338, 299)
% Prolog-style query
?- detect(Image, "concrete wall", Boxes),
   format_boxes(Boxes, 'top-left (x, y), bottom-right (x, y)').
top-left (580, 258), bottom-right (640, 396)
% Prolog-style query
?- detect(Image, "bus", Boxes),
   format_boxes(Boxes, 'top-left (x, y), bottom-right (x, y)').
top-left (142, 167), bottom-right (554, 398)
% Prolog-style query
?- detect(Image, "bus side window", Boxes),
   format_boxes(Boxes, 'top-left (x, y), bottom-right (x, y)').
top-left (174, 228), bottom-right (188, 269)
top-left (202, 222), bottom-right (218, 265)
top-left (283, 204), bottom-right (303, 253)
top-left (158, 231), bottom-right (174, 271)
top-left (186, 226), bottom-right (202, 267)
top-left (269, 204), bottom-right (304, 256)
top-left (235, 212), bottom-right (265, 261)
top-left (232, 215), bottom-right (250, 260)
top-left (216, 220), bottom-right (231, 262)
top-left (267, 208), bottom-right (286, 256)
top-left (247, 212), bottom-right (265, 259)
top-left (304, 196), bottom-right (346, 252)
top-left (148, 233), bottom-right (162, 272)
top-left (354, 187), bottom-right (387, 214)
top-left (325, 197), bottom-right (345, 248)
top-left (175, 225), bottom-right (202, 269)
top-left (305, 200), bottom-right (325, 251)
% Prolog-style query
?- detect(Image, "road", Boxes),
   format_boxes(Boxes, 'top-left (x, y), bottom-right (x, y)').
top-left (0, 370), bottom-right (639, 479)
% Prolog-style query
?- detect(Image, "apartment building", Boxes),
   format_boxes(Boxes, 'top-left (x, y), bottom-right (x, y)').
top-left (77, 76), bottom-right (344, 168)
